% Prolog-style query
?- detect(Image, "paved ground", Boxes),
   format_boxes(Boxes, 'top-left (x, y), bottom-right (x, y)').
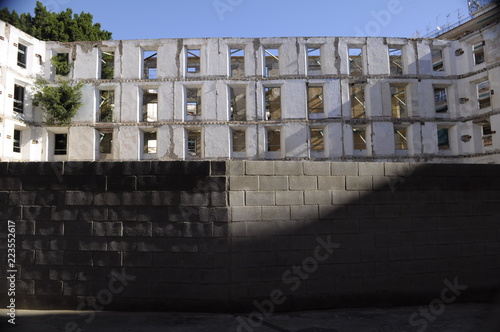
top-left (1, 303), bottom-right (499, 331)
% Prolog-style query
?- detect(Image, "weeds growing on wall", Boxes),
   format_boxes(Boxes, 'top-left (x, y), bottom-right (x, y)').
top-left (33, 76), bottom-right (84, 125)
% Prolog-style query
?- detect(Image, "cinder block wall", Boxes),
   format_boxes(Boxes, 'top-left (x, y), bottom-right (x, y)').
top-left (0, 161), bottom-right (499, 312)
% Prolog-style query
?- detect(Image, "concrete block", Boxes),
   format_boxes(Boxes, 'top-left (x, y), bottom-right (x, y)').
top-left (291, 205), bottom-right (318, 220)
top-left (36, 221), bottom-right (63, 236)
top-left (228, 161), bottom-right (245, 176)
top-left (289, 176), bottom-right (317, 190)
top-left (230, 176), bottom-right (259, 190)
top-left (107, 176), bottom-right (137, 191)
top-left (229, 191), bottom-right (245, 206)
top-left (274, 161), bottom-right (303, 175)
top-left (108, 207), bottom-right (137, 221)
top-left (346, 176), bottom-right (373, 191)
top-left (24, 206), bottom-right (51, 220)
top-left (210, 161), bottom-right (226, 175)
top-left (232, 206), bottom-right (261, 221)
top-left (246, 191), bottom-right (275, 206)
top-left (123, 252), bottom-right (153, 267)
top-left (94, 192), bottom-right (122, 206)
top-left (319, 205), bottom-right (347, 219)
top-left (35, 251), bottom-right (64, 265)
top-left (331, 162), bottom-right (358, 176)
top-left (275, 191), bottom-right (304, 205)
top-left (199, 207), bottom-right (229, 222)
top-left (384, 163), bottom-right (412, 176)
top-left (50, 207), bottom-right (79, 220)
top-left (304, 191), bottom-right (332, 205)
top-left (64, 191), bottom-right (94, 205)
top-left (8, 191), bottom-right (36, 205)
top-left (376, 233), bottom-right (402, 247)
top-left (358, 163), bottom-right (385, 176)
top-left (63, 222), bottom-right (92, 236)
top-left (180, 192), bottom-right (210, 207)
top-left (79, 207), bottom-right (108, 221)
top-left (0, 177), bottom-right (22, 190)
top-left (259, 176), bottom-right (288, 191)
top-left (123, 221), bottom-right (152, 236)
top-left (262, 206), bottom-right (291, 220)
top-left (331, 191), bottom-right (359, 205)
top-left (18, 220), bottom-right (36, 235)
top-left (137, 238), bottom-right (167, 251)
top-left (183, 222), bottom-right (213, 237)
top-left (246, 161), bottom-right (274, 175)
top-left (318, 176), bottom-right (345, 190)
top-left (346, 205), bottom-right (374, 219)
top-left (93, 222), bottom-right (123, 236)
top-left (107, 238), bottom-right (138, 251)
top-left (78, 238), bottom-right (107, 251)
top-left (303, 162), bottom-right (331, 175)
top-left (150, 191), bottom-right (181, 206)
top-left (122, 191), bottom-right (153, 206)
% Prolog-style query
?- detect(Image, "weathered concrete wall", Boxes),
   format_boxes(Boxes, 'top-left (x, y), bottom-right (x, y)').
top-left (0, 161), bottom-right (499, 312)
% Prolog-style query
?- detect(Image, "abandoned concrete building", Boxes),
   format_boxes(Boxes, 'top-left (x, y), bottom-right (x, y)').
top-left (0, 2), bottom-right (499, 163)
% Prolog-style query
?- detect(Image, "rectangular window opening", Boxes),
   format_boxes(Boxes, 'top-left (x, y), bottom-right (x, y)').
top-left (13, 130), bottom-right (21, 153)
top-left (101, 51), bottom-right (114, 79)
top-left (54, 133), bottom-right (68, 155)
top-left (267, 128), bottom-right (281, 152)
top-left (353, 127), bottom-right (366, 150)
top-left (265, 87), bottom-right (281, 120)
top-left (264, 48), bottom-right (279, 77)
top-left (307, 47), bottom-right (321, 73)
top-left (232, 129), bottom-right (246, 152)
top-left (230, 48), bottom-right (245, 77)
top-left (482, 122), bottom-right (493, 147)
top-left (17, 43), bottom-right (27, 68)
top-left (99, 90), bottom-right (114, 122)
top-left (434, 88), bottom-right (448, 113)
top-left (230, 86), bottom-right (246, 121)
top-left (391, 85), bottom-right (407, 118)
top-left (308, 86), bottom-right (324, 114)
top-left (394, 128), bottom-right (408, 150)
top-left (473, 41), bottom-right (485, 65)
top-left (144, 50), bottom-right (158, 79)
top-left (350, 84), bottom-right (366, 119)
top-left (187, 130), bottom-right (202, 157)
top-left (99, 131), bottom-right (113, 154)
top-left (143, 131), bottom-right (157, 154)
top-left (52, 53), bottom-right (70, 76)
top-left (348, 47), bottom-right (363, 76)
top-left (13, 84), bottom-right (25, 113)
top-left (186, 88), bottom-right (202, 116)
top-left (310, 128), bottom-right (324, 152)
top-left (187, 48), bottom-right (201, 74)
top-left (389, 47), bottom-right (403, 75)
top-left (437, 128), bottom-right (450, 150)
top-left (432, 49), bottom-right (444, 72)
top-left (142, 88), bottom-right (158, 122)
top-left (477, 80), bottom-right (491, 109)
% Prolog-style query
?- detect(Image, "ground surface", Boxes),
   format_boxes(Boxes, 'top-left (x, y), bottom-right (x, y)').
top-left (1, 303), bottom-right (499, 331)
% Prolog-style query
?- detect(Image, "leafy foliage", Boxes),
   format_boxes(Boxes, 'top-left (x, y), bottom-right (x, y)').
top-left (51, 53), bottom-right (70, 76)
top-left (33, 77), bottom-right (84, 125)
top-left (0, 1), bottom-right (112, 41)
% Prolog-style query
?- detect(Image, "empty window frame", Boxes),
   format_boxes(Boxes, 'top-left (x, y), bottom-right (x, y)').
top-left (52, 53), bottom-right (70, 76)
top-left (264, 48), bottom-right (279, 77)
top-left (187, 48), bottom-right (201, 74)
top-left (230, 48), bottom-right (245, 77)
top-left (348, 47), bottom-right (363, 76)
top-left (143, 131), bottom-right (157, 154)
top-left (13, 130), bottom-right (21, 153)
top-left (144, 50), bottom-right (158, 79)
top-left (186, 88), bottom-right (202, 116)
top-left (187, 130), bottom-right (202, 157)
top-left (390, 85), bottom-right (407, 118)
top-left (230, 86), bottom-right (246, 121)
top-left (437, 128), bottom-right (449, 150)
top-left (232, 129), bottom-right (246, 152)
top-left (394, 127), bottom-right (408, 150)
top-left (307, 86), bottom-right (324, 114)
top-left (13, 84), bottom-right (25, 113)
top-left (431, 49), bottom-right (444, 72)
top-left (100, 51), bottom-right (114, 79)
top-left (353, 127), bottom-right (366, 150)
top-left (17, 43), bottom-right (27, 68)
top-left (350, 83), bottom-right (366, 119)
top-left (473, 41), bottom-right (485, 65)
top-left (142, 88), bottom-right (158, 122)
top-left (310, 128), bottom-right (325, 152)
top-left (267, 128), bottom-right (281, 152)
top-left (477, 80), bottom-right (491, 109)
top-left (264, 87), bottom-right (281, 120)
top-left (99, 90), bottom-right (115, 122)
top-left (434, 87), bottom-right (448, 113)
top-left (482, 122), bottom-right (493, 147)
top-left (389, 47), bottom-right (403, 75)
top-left (307, 47), bottom-right (321, 73)
top-left (99, 131), bottom-right (113, 154)
top-left (54, 133), bottom-right (68, 155)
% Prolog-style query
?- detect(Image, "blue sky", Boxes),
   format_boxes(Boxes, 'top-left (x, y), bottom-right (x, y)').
top-left (2, 0), bottom-right (471, 40)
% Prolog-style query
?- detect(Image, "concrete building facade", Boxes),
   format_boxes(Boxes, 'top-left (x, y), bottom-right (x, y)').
top-left (0, 3), bottom-right (499, 163)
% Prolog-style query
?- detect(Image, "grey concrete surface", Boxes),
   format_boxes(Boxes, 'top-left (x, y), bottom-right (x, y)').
top-left (1, 303), bottom-right (499, 332)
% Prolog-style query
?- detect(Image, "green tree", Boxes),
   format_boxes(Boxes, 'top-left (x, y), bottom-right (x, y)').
top-left (32, 77), bottom-right (84, 125)
top-left (0, 1), bottom-right (111, 41)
